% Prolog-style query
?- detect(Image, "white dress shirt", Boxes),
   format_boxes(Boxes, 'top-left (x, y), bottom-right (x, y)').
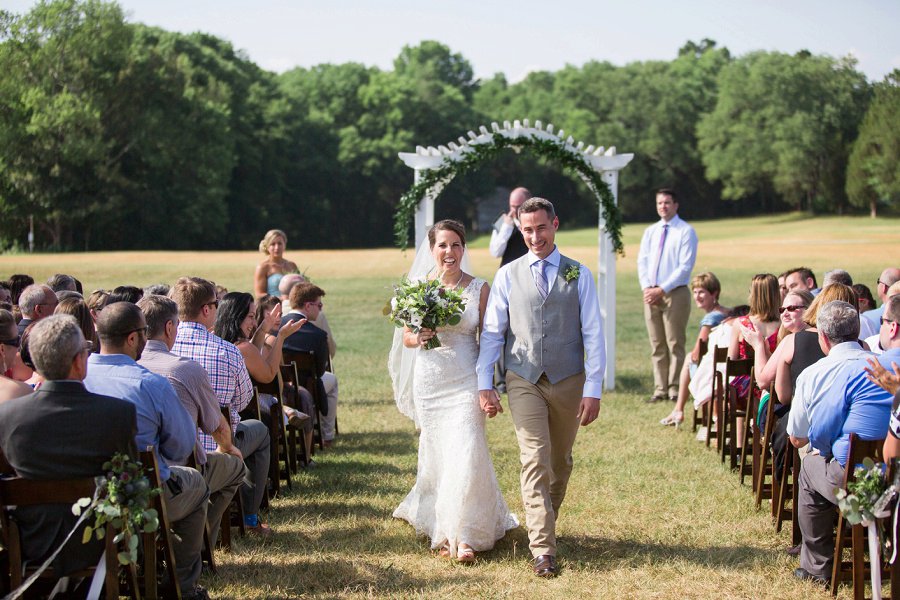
top-left (488, 219), bottom-right (518, 258)
top-left (786, 341), bottom-right (873, 440)
top-left (476, 246), bottom-right (607, 399)
top-left (637, 214), bottom-right (698, 293)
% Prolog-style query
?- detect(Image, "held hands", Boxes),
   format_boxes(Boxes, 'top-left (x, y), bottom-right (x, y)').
top-left (864, 357), bottom-right (900, 396)
top-left (643, 287), bottom-right (664, 305)
top-left (577, 397), bottom-right (601, 426)
top-left (479, 389), bottom-right (503, 418)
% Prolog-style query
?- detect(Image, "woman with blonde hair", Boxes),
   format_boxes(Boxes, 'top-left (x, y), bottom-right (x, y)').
top-left (728, 274), bottom-right (781, 403)
top-left (660, 272), bottom-right (729, 427)
top-left (253, 229), bottom-right (299, 299)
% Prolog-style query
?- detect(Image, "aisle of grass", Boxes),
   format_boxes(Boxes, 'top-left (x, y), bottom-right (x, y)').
top-left (2, 214), bottom-right (898, 598)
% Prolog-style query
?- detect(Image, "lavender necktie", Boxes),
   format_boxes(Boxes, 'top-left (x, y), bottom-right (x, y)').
top-left (535, 260), bottom-right (549, 299)
top-left (651, 224), bottom-right (669, 287)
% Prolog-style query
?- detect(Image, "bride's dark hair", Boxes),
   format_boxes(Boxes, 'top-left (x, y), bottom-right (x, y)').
top-left (428, 219), bottom-right (466, 248)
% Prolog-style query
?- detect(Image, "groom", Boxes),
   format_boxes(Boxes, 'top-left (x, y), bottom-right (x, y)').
top-left (476, 197), bottom-right (606, 578)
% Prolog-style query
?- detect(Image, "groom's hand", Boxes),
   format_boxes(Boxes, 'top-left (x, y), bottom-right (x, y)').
top-left (479, 389), bottom-right (503, 418)
top-left (577, 397), bottom-right (600, 426)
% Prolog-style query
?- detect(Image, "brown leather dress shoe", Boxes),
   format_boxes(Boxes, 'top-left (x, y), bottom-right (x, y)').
top-left (533, 554), bottom-right (558, 578)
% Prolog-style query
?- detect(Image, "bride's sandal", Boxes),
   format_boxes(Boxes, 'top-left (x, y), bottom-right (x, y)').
top-left (438, 544), bottom-right (452, 558)
top-left (456, 545), bottom-right (475, 563)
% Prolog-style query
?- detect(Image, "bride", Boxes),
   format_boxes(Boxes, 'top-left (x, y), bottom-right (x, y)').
top-left (389, 219), bottom-right (517, 562)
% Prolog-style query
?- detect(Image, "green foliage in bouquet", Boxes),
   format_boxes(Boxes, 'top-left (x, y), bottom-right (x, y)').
top-left (835, 457), bottom-right (887, 526)
top-left (72, 453), bottom-right (162, 565)
top-left (384, 276), bottom-right (467, 349)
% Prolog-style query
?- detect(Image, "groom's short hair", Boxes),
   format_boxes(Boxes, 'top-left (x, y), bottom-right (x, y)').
top-left (518, 197), bottom-right (555, 220)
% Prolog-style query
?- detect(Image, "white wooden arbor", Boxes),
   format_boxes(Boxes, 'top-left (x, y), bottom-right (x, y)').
top-left (398, 120), bottom-right (633, 389)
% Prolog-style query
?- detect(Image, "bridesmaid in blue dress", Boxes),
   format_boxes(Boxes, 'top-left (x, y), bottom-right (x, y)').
top-left (254, 229), bottom-right (300, 299)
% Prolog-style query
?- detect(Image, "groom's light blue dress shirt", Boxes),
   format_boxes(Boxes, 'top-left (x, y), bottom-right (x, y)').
top-left (476, 246), bottom-right (607, 399)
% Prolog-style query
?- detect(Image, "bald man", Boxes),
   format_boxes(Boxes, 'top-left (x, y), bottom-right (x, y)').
top-left (489, 187), bottom-right (532, 267)
top-left (863, 267), bottom-right (900, 328)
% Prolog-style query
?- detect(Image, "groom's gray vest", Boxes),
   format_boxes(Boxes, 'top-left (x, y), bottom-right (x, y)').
top-left (504, 254), bottom-right (584, 384)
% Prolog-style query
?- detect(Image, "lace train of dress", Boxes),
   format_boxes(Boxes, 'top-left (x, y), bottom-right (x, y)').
top-left (393, 278), bottom-right (517, 554)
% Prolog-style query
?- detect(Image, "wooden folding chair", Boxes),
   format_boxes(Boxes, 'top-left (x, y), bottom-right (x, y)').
top-left (719, 356), bottom-right (753, 470)
top-left (691, 339), bottom-right (709, 433)
top-left (0, 476), bottom-right (132, 600)
top-left (283, 349), bottom-right (327, 451)
top-left (138, 447), bottom-right (182, 600)
top-left (754, 384), bottom-right (778, 509)
top-left (830, 433), bottom-right (889, 599)
top-left (280, 362), bottom-right (310, 471)
top-left (252, 372), bottom-right (293, 491)
top-left (705, 346), bottom-right (729, 448)
top-left (738, 367), bottom-right (758, 485)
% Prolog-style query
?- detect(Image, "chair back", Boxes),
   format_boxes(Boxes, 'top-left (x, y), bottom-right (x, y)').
top-left (139, 447), bottom-right (182, 600)
top-left (0, 476), bottom-right (121, 598)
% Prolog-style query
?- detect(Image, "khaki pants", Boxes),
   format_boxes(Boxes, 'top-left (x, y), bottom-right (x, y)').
top-left (506, 370), bottom-right (585, 557)
top-left (643, 285), bottom-right (691, 398)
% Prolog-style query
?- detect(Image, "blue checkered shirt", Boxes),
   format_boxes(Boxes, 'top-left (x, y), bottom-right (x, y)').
top-left (172, 321), bottom-right (252, 452)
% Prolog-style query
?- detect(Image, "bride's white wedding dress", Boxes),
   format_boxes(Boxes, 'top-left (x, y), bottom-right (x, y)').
top-left (393, 277), bottom-right (517, 554)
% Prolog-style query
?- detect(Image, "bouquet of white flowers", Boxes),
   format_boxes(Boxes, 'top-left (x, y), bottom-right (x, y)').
top-left (384, 276), bottom-right (467, 350)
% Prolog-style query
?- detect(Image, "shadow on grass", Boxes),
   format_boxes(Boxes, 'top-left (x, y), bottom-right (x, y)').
top-left (333, 430), bottom-right (417, 457)
top-left (558, 534), bottom-right (773, 570)
top-left (216, 555), bottom-right (492, 596)
top-left (611, 373), bottom-right (652, 396)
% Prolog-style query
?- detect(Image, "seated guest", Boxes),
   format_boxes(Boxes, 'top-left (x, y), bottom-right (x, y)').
top-left (145, 283), bottom-right (171, 297)
top-left (16, 284), bottom-right (58, 335)
top-left (107, 285), bottom-right (143, 304)
top-left (853, 284), bottom-right (876, 314)
top-left (822, 269), bottom-right (852, 288)
top-left (170, 277), bottom-right (274, 537)
top-left (0, 315), bottom-right (136, 578)
top-left (137, 295), bottom-right (246, 549)
top-left (0, 282), bottom-right (12, 311)
top-left (254, 229), bottom-right (299, 299)
top-left (863, 267), bottom-right (900, 329)
top-left (55, 296), bottom-right (99, 352)
top-left (213, 292), bottom-right (315, 464)
top-left (16, 324), bottom-right (42, 388)
top-left (660, 272), bottom-right (729, 427)
top-left (0, 309), bottom-right (33, 402)
top-left (7, 274), bottom-right (34, 312)
top-left (787, 299), bottom-right (895, 583)
top-left (46, 273), bottom-right (77, 293)
top-left (784, 267), bottom-right (818, 295)
top-left (728, 274), bottom-right (780, 402)
top-left (279, 273), bottom-right (337, 360)
top-left (84, 302), bottom-right (209, 600)
top-left (282, 282), bottom-right (339, 447)
top-left (86, 288), bottom-right (110, 322)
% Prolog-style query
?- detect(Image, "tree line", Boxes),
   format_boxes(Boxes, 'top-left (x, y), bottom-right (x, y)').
top-left (0, 0), bottom-right (897, 251)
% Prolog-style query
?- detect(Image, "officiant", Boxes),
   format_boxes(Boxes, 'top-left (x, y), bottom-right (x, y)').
top-left (489, 186), bottom-right (531, 392)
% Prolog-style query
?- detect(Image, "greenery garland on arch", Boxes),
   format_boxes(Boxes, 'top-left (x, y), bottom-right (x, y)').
top-left (394, 134), bottom-right (624, 255)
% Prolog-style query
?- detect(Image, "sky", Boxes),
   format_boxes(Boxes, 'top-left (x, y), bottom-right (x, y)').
top-left (5, 0), bottom-right (900, 82)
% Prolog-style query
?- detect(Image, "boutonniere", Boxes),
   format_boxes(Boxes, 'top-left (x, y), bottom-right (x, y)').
top-left (563, 264), bottom-right (581, 283)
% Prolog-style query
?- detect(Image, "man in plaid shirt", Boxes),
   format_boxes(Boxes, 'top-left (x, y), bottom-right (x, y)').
top-left (171, 277), bottom-right (274, 537)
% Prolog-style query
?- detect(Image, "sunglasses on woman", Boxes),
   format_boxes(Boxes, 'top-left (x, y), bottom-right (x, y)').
top-left (778, 305), bottom-right (806, 314)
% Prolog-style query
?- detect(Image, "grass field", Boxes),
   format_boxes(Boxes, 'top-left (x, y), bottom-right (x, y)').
top-left (2, 213), bottom-right (898, 599)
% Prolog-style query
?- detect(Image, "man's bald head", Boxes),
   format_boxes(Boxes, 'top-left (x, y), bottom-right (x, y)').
top-left (878, 267), bottom-right (900, 302)
top-left (509, 187), bottom-right (532, 216)
top-left (278, 273), bottom-right (306, 299)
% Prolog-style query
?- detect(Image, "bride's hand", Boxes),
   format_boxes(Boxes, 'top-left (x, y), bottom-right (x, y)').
top-left (416, 328), bottom-right (436, 347)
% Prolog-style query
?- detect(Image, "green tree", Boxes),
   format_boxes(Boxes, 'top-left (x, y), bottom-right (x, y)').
top-left (847, 70), bottom-right (900, 216)
top-left (0, 0), bottom-right (132, 249)
top-left (697, 51), bottom-right (869, 212)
